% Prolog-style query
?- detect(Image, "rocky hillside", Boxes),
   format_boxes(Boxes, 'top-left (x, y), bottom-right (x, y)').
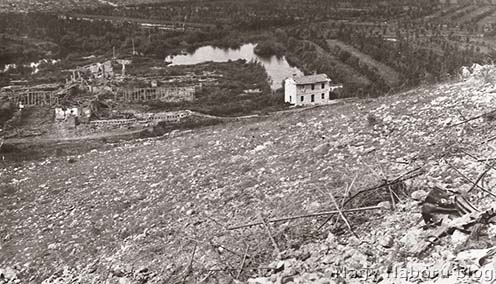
top-left (3, 65), bottom-right (496, 284)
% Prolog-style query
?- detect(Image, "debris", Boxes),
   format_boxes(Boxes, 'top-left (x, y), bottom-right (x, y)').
top-left (445, 159), bottom-right (496, 199)
top-left (414, 208), bottom-right (496, 256)
top-left (259, 214), bottom-right (280, 254)
top-left (236, 246), bottom-right (249, 280)
top-left (328, 191), bottom-right (358, 238)
top-left (181, 244), bottom-right (197, 284)
top-left (227, 205), bottom-right (384, 230)
top-left (420, 186), bottom-right (478, 224)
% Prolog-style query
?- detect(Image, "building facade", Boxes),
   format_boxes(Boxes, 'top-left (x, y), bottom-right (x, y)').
top-left (284, 74), bottom-right (341, 106)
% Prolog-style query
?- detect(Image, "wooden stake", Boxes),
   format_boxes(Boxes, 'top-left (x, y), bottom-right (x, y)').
top-left (318, 176), bottom-right (357, 230)
top-left (236, 245), bottom-right (249, 280)
top-left (259, 214), bottom-right (280, 253)
top-left (182, 244), bottom-right (197, 284)
top-left (329, 191), bottom-right (358, 238)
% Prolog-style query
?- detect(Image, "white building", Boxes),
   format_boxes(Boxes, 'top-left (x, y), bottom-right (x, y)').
top-left (55, 107), bottom-right (80, 121)
top-left (284, 74), bottom-right (342, 106)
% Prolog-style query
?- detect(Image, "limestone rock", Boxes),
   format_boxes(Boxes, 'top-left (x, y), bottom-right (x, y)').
top-left (378, 235), bottom-right (394, 248)
top-left (411, 190), bottom-right (428, 201)
top-left (248, 277), bottom-right (273, 284)
top-left (313, 142), bottom-right (330, 155)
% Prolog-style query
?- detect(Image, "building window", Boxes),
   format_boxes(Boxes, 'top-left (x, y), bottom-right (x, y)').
top-left (321, 93), bottom-right (325, 100)
top-left (289, 96), bottom-right (292, 102)
top-left (300, 96), bottom-right (304, 102)
top-left (311, 94), bottom-right (315, 102)
top-left (311, 84), bottom-right (315, 90)
top-left (322, 83), bottom-right (325, 89)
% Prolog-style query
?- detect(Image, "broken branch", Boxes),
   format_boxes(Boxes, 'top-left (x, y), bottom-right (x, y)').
top-left (444, 159), bottom-right (496, 198)
top-left (467, 166), bottom-right (492, 193)
top-left (341, 167), bottom-right (424, 209)
top-left (329, 191), bottom-right (358, 238)
top-left (449, 109), bottom-right (496, 128)
top-left (236, 245), bottom-right (249, 280)
top-left (181, 244), bottom-right (197, 284)
top-left (259, 214), bottom-right (280, 253)
top-left (227, 205), bottom-right (382, 230)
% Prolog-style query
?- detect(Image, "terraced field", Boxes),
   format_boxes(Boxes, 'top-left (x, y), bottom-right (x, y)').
top-left (457, 6), bottom-right (495, 25)
top-left (306, 41), bottom-right (372, 88)
top-left (424, 4), bottom-right (469, 21)
top-left (440, 4), bottom-right (477, 22)
top-left (475, 9), bottom-right (496, 28)
top-left (326, 39), bottom-right (401, 88)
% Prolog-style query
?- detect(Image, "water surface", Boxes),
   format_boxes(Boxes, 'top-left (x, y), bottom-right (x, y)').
top-left (165, 43), bottom-right (303, 90)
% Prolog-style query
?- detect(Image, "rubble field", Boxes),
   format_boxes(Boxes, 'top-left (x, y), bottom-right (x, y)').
top-left (4, 66), bottom-right (496, 284)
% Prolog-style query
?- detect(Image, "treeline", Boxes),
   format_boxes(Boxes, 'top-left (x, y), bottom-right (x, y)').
top-left (82, 0), bottom-right (439, 30)
top-left (0, 13), bottom-right (246, 63)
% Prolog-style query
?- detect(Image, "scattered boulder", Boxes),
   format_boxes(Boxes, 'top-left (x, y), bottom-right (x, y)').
top-left (450, 230), bottom-right (469, 248)
top-left (377, 201), bottom-right (391, 210)
top-left (378, 235), bottom-right (394, 249)
top-left (67, 157), bottom-right (77, 163)
top-left (411, 190), bottom-right (428, 201)
top-left (313, 142), bottom-right (330, 155)
top-left (118, 277), bottom-right (134, 284)
top-left (248, 277), bottom-right (273, 284)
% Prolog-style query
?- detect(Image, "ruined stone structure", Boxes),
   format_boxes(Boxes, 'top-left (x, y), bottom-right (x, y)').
top-left (90, 118), bottom-right (138, 127)
top-left (135, 111), bottom-right (190, 123)
top-left (8, 91), bottom-right (59, 106)
top-left (90, 111), bottom-right (191, 128)
top-left (116, 86), bottom-right (196, 103)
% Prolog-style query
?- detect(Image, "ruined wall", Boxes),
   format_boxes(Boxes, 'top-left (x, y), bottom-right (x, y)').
top-left (90, 118), bottom-right (138, 127)
top-left (115, 86), bottom-right (196, 103)
top-left (6, 91), bottom-right (59, 106)
top-left (134, 111), bottom-right (190, 123)
top-left (90, 111), bottom-right (190, 128)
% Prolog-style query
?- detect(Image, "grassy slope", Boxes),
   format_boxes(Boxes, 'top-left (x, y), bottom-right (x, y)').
top-left (3, 72), bottom-right (496, 282)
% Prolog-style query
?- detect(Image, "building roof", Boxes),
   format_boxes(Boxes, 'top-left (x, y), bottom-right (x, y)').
top-left (293, 74), bottom-right (330, 85)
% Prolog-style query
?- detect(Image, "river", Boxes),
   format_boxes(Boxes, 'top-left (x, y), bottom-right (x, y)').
top-left (165, 43), bottom-right (303, 90)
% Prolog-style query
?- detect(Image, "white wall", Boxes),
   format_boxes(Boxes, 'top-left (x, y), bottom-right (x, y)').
top-left (293, 80), bottom-right (333, 106)
top-left (284, 78), bottom-right (297, 104)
